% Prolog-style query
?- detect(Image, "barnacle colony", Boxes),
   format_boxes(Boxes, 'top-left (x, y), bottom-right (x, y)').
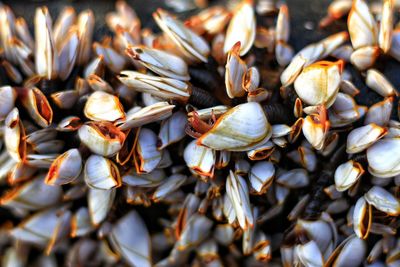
top-left (0, 0), bottom-right (399, 266)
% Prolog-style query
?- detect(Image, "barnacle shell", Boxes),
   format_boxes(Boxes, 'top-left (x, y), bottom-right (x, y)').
top-left (197, 102), bottom-right (272, 151)
top-left (294, 60), bottom-right (343, 108)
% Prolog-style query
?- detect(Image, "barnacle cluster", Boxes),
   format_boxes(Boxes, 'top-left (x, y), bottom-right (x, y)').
top-left (0, 0), bottom-right (399, 266)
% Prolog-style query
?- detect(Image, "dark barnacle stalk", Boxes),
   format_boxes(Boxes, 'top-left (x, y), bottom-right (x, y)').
top-left (0, 61), bottom-right (11, 85)
top-left (188, 56), bottom-right (222, 93)
top-left (189, 66), bottom-right (221, 91)
top-left (188, 85), bottom-right (221, 108)
top-left (301, 145), bottom-right (347, 220)
top-left (39, 78), bottom-right (61, 95)
top-left (263, 102), bottom-right (293, 124)
top-left (350, 152), bottom-right (368, 166)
